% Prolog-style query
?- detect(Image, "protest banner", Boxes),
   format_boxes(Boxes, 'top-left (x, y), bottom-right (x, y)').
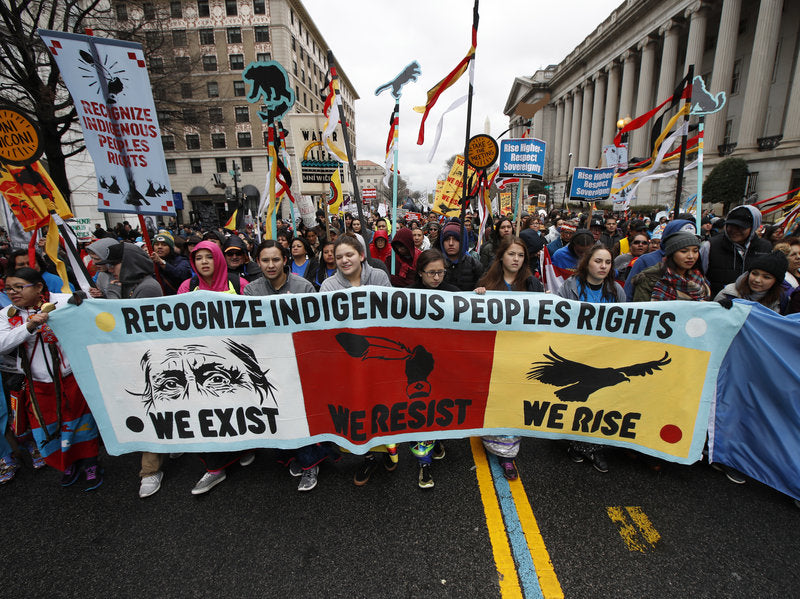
top-left (569, 167), bottom-right (616, 201)
top-left (434, 155), bottom-right (477, 217)
top-left (500, 192), bottom-right (512, 215)
top-left (50, 290), bottom-right (750, 464)
top-left (38, 30), bottom-right (174, 217)
top-left (499, 138), bottom-right (546, 179)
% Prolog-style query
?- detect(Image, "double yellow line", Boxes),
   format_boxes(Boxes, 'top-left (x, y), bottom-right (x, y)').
top-left (470, 438), bottom-right (563, 599)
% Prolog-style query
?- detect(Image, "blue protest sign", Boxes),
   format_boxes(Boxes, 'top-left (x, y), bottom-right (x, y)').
top-left (499, 138), bottom-right (546, 179)
top-left (569, 167), bottom-right (615, 200)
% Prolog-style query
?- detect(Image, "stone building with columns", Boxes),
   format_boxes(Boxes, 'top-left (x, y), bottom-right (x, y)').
top-left (504, 0), bottom-right (800, 213)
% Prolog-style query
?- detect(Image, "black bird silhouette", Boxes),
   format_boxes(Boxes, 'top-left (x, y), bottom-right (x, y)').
top-left (335, 332), bottom-right (434, 399)
top-left (526, 348), bottom-right (671, 402)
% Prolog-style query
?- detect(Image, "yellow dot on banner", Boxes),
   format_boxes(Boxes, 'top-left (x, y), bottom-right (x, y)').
top-left (95, 312), bottom-right (116, 332)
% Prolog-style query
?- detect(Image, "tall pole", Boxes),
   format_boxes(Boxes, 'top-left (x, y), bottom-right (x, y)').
top-left (562, 152), bottom-right (573, 209)
top-left (674, 64), bottom-right (694, 217)
top-left (459, 0), bottom-right (479, 243)
top-left (695, 115), bottom-right (705, 234)
top-left (390, 101), bottom-right (399, 272)
top-left (327, 51), bottom-right (366, 233)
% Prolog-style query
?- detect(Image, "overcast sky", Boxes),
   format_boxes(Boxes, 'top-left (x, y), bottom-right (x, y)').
top-left (302, 0), bottom-right (622, 194)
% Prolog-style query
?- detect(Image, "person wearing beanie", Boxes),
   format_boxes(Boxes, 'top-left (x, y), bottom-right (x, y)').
top-left (149, 232), bottom-right (191, 295)
top-left (631, 232), bottom-right (710, 301)
top-left (623, 217), bottom-right (698, 300)
top-left (440, 219), bottom-right (483, 291)
top-left (546, 220), bottom-right (576, 256)
top-left (714, 250), bottom-right (788, 313)
top-left (701, 204), bottom-right (772, 297)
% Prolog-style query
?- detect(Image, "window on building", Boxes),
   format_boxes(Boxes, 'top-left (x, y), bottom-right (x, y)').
top-left (253, 0), bottom-right (265, 14)
top-left (293, 61), bottom-right (298, 75)
top-left (150, 56), bottom-right (164, 73)
top-left (166, 159), bottom-right (177, 174)
top-left (182, 108), bottom-right (197, 124)
top-left (170, 1), bottom-right (182, 18)
top-left (745, 172), bottom-right (758, 197)
top-left (175, 56), bottom-right (190, 71)
top-left (256, 52), bottom-right (271, 62)
top-left (161, 135), bottom-right (175, 151)
top-left (145, 31), bottom-right (161, 46)
top-left (731, 59), bottom-right (742, 94)
top-left (263, 131), bottom-right (269, 146)
top-left (153, 86), bottom-right (167, 101)
top-left (290, 8), bottom-right (294, 24)
top-left (230, 54), bottom-right (244, 70)
top-left (211, 133), bottom-right (226, 148)
top-left (197, 0), bottom-right (209, 17)
top-left (199, 28), bottom-right (214, 45)
top-left (215, 157), bottom-right (227, 173)
top-left (300, 48), bottom-right (304, 61)
top-left (157, 110), bottom-right (172, 123)
top-left (789, 169), bottom-right (800, 198)
top-left (301, 69), bottom-right (305, 84)
top-left (254, 26), bottom-right (269, 43)
top-left (207, 81), bottom-right (219, 98)
top-left (143, 2), bottom-right (155, 20)
top-left (291, 36), bottom-right (296, 51)
top-left (190, 158), bottom-right (202, 174)
top-left (180, 82), bottom-right (192, 99)
top-left (237, 132), bottom-right (252, 148)
top-left (227, 27), bottom-right (242, 44)
top-left (233, 80), bottom-right (246, 97)
top-left (209, 107), bottom-right (223, 123)
top-left (723, 119), bottom-right (733, 145)
top-left (225, 0), bottom-right (237, 16)
top-left (235, 106), bottom-right (249, 122)
top-left (241, 156), bottom-right (253, 172)
top-left (203, 55), bottom-right (217, 71)
top-left (185, 134), bottom-right (200, 149)
top-left (116, 3), bottom-right (128, 20)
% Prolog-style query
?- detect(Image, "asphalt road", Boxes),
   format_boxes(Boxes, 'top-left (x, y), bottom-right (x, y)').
top-left (3, 437), bottom-right (798, 599)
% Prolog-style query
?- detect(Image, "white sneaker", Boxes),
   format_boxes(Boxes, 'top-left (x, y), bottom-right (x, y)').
top-left (191, 470), bottom-right (226, 495)
top-left (139, 471), bottom-right (164, 498)
top-left (239, 452), bottom-right (255, 467)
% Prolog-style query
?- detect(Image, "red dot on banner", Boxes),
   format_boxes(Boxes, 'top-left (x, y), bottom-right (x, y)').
top-left (660, 424), bottom-right (682, 444)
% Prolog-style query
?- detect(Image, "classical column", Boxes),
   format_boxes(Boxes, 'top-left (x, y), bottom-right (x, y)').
top-left (631, 37), bottom-right (657, 159)
top-left (683, 1), bottom-right (708, 76)
top-left (656, 21), bottom-right (681, 102)
top-left (578, 82), bottom-right (593, 166)
top-left (552, 100), bottom-right (565, 176)
top-left (705, 0), bottom-right (743, 149)
top-left (618, 50), bottom-right (637, 123)
top-left (560, 93), bottom-right (573, 175)
top-left (589, 72), bottom-right (606, 167)
top-left (738, 0), bottom-right (784, 149)
top-left (569, 87), bottom-right (583, 171)
top-left (782, 30), bottom-right (800, 142)
top-left (601, 62), bottom-right (620, 147)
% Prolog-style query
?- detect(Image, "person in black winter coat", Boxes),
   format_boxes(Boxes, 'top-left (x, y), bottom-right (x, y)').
top-left (440, 220), bottom-right (483, 291)
top-left (223, 235), bottom-right (262, 282)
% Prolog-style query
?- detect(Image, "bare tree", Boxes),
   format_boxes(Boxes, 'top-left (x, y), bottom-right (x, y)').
top-left (0, 0), bottom-right (202, 203)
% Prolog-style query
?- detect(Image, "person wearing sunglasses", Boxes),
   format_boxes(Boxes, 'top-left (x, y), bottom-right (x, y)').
top-left (223, 236), bottom-right (261, 283)
top-left (614, 232), bottom-right (651, 284)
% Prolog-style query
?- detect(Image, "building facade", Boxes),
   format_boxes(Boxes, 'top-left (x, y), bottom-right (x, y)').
top-left (107, 0), bottom-right (358, 228)
top-left (504, 0), bottom-right (800, 212)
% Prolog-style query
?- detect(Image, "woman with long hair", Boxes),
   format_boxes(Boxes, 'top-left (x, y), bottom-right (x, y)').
top-left (479, 217), bottom-right (514, 271)
top-left (631, 232), bottom-right (710, 302)
top-left (556, 245), bottom-right (625, 472)
top-left (289, 236), bottom-right (319, 286)
top-left (313, 239), bottom-right (337, 290)
top-left (0, 268), bottom-right (102, 489)
top-left (475, 237), bottom-right (543, 480)
top-left (714, 250), bottom-right (788, 313)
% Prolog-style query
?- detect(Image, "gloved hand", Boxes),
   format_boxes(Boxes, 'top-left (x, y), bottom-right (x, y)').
top-left (717, 298), bottom-right (733, 310)
top-left (68, 290), bottom-right (88, 306)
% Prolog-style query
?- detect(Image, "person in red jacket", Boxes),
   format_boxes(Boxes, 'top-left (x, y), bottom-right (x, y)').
top-left (385, 228), bottom-right (421, 287)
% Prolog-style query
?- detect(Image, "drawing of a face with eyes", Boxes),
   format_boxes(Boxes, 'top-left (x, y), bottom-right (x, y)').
top-left (131, 340), bottom-right (277, 413)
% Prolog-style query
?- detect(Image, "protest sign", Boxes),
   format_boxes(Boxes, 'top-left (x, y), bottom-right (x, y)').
top-left (38, 30), bottom-right (174, 216)
top-left (569, 167), bottom-right (616, 201)
top-left (499, 138), bottom-right (546, 179)
top-left (50, 290), bottom-right (749, 463)
top-left (434, 155), bottom-right (477, 217)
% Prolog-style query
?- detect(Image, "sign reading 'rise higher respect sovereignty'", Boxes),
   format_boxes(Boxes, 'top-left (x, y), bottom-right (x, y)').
top-left (49, 289), bottom-right (751, 464)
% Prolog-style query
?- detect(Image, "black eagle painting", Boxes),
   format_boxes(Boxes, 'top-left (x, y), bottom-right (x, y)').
top-left (526, 348), bottom-right (671, 402)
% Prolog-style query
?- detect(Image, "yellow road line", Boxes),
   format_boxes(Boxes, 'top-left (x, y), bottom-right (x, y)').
top-left (470, 437), bottom-right (523, 599)
top-left (606, 506), bottom-right (660, 552)
top-left (625, 506), bottom-right (661, 546)
top-left (508, 479), bottom-right (564, 599)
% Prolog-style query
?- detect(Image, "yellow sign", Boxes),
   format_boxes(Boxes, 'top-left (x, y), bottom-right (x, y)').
top-left (500, 192), bottom-right (512, 215)
top-left (0, 106), bottom-right (42, 166)
top-left (433, 155), bottom-right (478, 217)
top-left (467, 134), bottom-right (498, 169)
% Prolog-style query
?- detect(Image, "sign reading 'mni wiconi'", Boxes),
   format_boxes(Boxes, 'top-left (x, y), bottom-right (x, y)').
top-left (499, 138), bottom-right (546, 179)
top-left (49, 289), bottom-right (751, 462)
top-left (569, 166), bottom-right (616, 200)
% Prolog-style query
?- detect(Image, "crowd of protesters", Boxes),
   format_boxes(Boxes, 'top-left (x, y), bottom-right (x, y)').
top-left (0, 203), bottom-right (797, 510)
